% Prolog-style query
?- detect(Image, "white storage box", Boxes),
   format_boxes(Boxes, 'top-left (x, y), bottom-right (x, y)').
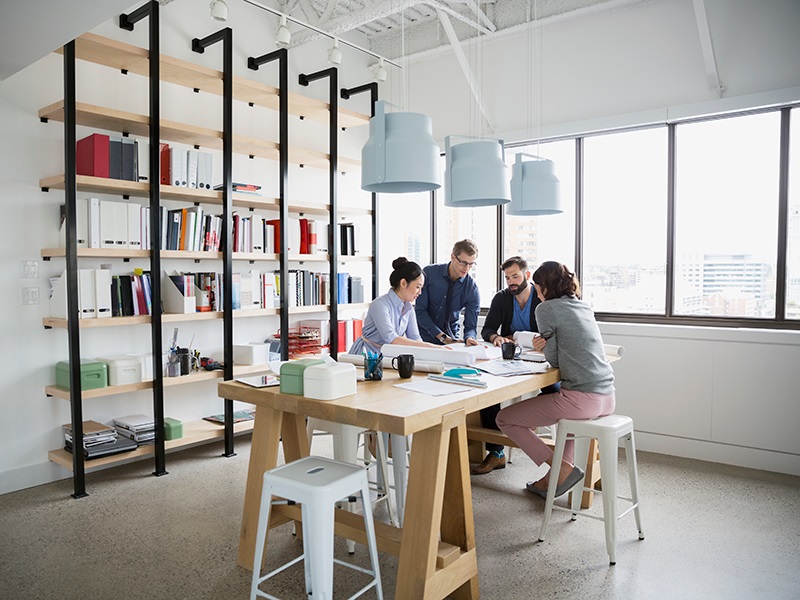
top-left (125, 353), bottom-right (168, 381)
top-left (97, 355), bottom-right (143, 386)
top-left (233, 343), bottom-right (270, 366)
top-left (303, 362), bottom-right (357, 401)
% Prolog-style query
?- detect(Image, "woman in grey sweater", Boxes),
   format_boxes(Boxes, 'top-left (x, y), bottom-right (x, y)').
top-left (496, 261), bottom-right (615, 498)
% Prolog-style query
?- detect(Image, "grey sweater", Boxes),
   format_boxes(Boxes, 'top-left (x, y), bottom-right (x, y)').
top-left (535, 296), bottom-right (615, 394)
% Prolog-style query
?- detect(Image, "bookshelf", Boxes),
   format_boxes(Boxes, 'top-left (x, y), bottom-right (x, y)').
top-left (42, 13), bottom-right (374, 496)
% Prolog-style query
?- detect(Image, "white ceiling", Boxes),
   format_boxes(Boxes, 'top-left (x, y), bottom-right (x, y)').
top-left (0, 0), bottom-right (639, 81)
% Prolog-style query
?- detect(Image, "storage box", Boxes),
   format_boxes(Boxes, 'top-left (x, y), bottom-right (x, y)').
top-left (303, 362), bottom-right (357, 401)
top-left (280, 358), bottom-right (325, 395)
top-left (96, 355), bottom-right (143, 386)
top-left (126, 353), bottom-right (168, 381)
top-left (55, 359), bottom-right (108, 391)
top-left (233, 343), bottom-right (270, 366)
top-left (163, 417), bottom-right (183, 440)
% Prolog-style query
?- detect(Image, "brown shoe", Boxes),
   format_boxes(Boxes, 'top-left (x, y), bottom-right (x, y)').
top-left (471, 453), bottom-right (506, 475)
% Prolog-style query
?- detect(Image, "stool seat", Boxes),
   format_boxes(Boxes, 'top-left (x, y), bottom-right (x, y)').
top-left (539, 414), bottom-right (644, 565)
top-left (251, 456), bottom-right (383, 600)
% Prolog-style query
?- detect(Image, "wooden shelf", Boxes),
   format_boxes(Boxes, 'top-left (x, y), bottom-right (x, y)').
top-left (338, 255), bottom-right (373, 262)
top-left (43, 307), bottom-right (281, 329)
top-left (63, 33), bottom-right (369, 128)
top-left (42, 248), bottom-right (280, 261)
top-left (47, 418), bottom-right (255, 471)
top-left (39, 101), bottom-right (360, 172)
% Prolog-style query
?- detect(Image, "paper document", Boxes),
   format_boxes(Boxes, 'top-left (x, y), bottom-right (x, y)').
top-left (444, 342), bottom-right (502, 361)
top-left (393, 380), bottom-right (471, 396)
top-left (474, 360), bottom-right (551, 376)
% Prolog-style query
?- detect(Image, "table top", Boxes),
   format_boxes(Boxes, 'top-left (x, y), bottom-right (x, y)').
top-left (218, 367), bottom-right (561, 436)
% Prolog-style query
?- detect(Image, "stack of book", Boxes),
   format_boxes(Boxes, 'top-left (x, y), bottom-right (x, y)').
top-left (114, 414), bottom-right (157, 445)
top-left (64, 420), bottom-right (138, 459)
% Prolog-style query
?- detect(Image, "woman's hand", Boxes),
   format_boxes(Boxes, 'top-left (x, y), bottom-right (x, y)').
top-left (532, 335), bottom-right (547, 352)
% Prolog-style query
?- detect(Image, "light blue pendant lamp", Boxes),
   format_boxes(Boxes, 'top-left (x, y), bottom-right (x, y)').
top-left (361, 100), bottom-right (441, 193)
top-left (444, 136), bottom-right (511, 207)
top-left (507, 153), bottom-right (562, 215)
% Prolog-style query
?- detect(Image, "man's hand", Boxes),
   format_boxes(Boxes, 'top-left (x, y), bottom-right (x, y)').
top-left (465, 337), bottom-right (480, 347)
top-left (491, 335), bottom-right (511, 347)
top-left (438, 333), bottom-right (456, 345)
top-left (532, 335), bottom-right (547, 352)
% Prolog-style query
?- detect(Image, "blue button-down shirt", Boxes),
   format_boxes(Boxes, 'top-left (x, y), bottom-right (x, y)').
top-left (348, 289), bottom-right (421, 355)
top-left (415, 262), bottom-right (480, 344)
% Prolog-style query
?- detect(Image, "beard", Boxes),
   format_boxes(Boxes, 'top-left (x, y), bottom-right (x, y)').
top-left (509, 279), bottom-right (529, 296)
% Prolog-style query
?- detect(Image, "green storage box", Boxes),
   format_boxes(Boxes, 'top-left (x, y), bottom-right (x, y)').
top-left (55, 359), bottom-right (108, 391)
top-left (163, 417), bottom-right (183, 441)
top-left (280, 358), bottom-right (325, 395)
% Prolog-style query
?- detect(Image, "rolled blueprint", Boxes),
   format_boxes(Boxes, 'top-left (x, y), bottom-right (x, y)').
top-left (513, 331), bottom-right (539, 348)
top-left (604, 344), bottom-right (625, 357)
top-left (380, 343), bottom-right (475, 366)
top-left (338, 353), bottom-right (445, 374)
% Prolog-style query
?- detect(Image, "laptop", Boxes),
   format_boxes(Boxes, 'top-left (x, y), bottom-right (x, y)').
top-left (65, 435), bottom-right (138, 459)
top-left (519, 350), bottom-right (547, 363)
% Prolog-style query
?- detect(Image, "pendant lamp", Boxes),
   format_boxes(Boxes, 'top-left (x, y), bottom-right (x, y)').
top-left (444, 136), bottom-right (511, 207)
top-left (507, 153), bottom-right (562, 215)
top-left (361, 100), bottom-right (441, 194)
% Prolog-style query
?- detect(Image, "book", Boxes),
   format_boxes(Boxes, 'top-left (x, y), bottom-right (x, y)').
top-left (76, 133), bottom-right (110, 178)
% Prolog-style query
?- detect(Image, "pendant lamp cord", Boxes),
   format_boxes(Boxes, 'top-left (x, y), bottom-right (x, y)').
top-left (536, 0), bottom-right (542, 156)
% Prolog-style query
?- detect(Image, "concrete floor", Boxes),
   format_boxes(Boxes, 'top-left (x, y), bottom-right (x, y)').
top-left (1, 434), bottom-right (798, 600)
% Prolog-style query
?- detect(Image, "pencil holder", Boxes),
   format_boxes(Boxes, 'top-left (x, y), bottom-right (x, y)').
top-left (364, 354), bottom-right (383, 381)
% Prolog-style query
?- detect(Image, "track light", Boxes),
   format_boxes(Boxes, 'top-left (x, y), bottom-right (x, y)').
top-left (275, 15), bottom-right (291, 48)
top-left (210, 0), bottom-right (227, 22)
top-left (369, 58), bottom-right (387, 82)
top-left (327, 38), bottom-right (342, 66)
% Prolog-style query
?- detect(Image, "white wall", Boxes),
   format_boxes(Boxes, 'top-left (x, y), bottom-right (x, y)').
top-left (407, 0), bottom-right (800, 143)
top-left (0, 0), bottom-right (372, 495)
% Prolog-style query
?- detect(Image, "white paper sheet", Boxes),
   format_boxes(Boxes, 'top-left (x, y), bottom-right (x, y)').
top-left (393, 380), bottom-right (471, 396)
top-left (474, 359), bottom-right (550, 376)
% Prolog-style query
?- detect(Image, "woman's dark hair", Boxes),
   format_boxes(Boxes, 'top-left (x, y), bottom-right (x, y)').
top-left (389, 257), bottom-right (423, 290)
top-left (532, 261), bottom-right (581, 300)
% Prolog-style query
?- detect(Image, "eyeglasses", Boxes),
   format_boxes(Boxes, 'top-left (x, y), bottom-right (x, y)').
top-left (454, 256), bottom-right (478, 269)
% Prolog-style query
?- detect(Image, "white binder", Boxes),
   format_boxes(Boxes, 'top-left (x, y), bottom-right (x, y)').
top-left (99, 199), bottom-right (117, 249)
top-left (50, 270), bottom-right (68, 319)
top-left (87, 197), bottom-right (101, 249)
top-left (78, 269), bottom-right (96, 319)
top-left (250, 215), bottom-right (264, 252)
top-left (170, 147), bottom-right (187, 187)
top-left (58, 198), bottom-right (88, 249)
top-left (136, 138), bottom-right (149, 182)
top-left (197, 152), bottom-right (213, 189)
top-left (113, 201), bottom-right (127, 248)
top-left (127, 203), bottom-right (141, 250)
top-left (187, 149), bottom-right (199, 188)
top-left (94, 269), bottom-right (112, 318)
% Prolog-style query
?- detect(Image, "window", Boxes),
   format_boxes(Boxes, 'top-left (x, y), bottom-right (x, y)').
top-left (376, 192), bottom-right (431, 293)
top-left (674, 112), bottom-right (781, 318)
top-left (504, 140), bottom-right (575, 271)
top-left (582, 128), bottom-right (668, 314)
top-left (787, 108), bottom-right (800, 320)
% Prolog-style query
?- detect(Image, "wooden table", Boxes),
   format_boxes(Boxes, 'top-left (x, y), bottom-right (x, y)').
top-left (219, 367), bottom-right (561, 599)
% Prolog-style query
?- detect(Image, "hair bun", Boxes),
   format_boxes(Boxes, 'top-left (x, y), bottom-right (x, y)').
top-left (392, 257), bottom-right (409, 270)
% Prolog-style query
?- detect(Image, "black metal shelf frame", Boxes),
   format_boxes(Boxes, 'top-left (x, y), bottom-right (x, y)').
top-left (191, 27), bottom-right (236, 457)
top-left (299, 67), bottom-right (340, 357)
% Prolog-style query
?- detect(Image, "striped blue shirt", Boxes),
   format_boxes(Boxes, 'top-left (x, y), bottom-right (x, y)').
top-left (348, 289), bottom-right (421, 355)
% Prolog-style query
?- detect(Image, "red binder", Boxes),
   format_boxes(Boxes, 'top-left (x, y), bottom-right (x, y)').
top-left (160, 143), bottom-right (171, 185)
top-left (76, 133), bottom-right (110, 178)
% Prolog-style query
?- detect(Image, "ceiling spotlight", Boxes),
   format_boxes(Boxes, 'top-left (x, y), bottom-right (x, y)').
top-left (210, 0), bottom-right (228, 21)
top-left (370, 58), bottom-right (387, 82)
top-left (327, 38), bottom-right (342, 66)
top-left (275, 15), bottom-right (291, 48)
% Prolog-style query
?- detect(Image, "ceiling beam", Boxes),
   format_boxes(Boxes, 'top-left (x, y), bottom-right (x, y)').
top-left (458, 0), bottom-right (497, 32)
top-left (692, 0), bottom-right (724, 97)
top-left (436, 7), bottom-right (494, 131)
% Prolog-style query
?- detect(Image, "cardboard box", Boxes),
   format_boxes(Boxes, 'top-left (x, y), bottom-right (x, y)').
top-left (303, 362), bottom-right (357, 401)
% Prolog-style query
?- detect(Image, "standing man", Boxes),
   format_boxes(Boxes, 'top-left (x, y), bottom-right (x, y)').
top-left (415, 239), bottom-right (481, 347)
top-left (472, 256), bottom-right (560, 475)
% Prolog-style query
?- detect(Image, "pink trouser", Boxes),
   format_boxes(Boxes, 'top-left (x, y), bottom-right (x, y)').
top-left (496, 389), bottom-right (615, 467)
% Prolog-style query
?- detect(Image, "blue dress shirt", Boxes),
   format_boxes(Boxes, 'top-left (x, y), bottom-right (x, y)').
top-left (414, 263), bottom-right (480, 344)
top-left (348, 289), bottom-right (421, 355)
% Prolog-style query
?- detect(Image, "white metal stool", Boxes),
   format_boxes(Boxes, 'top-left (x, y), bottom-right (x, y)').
top-left (539, 414), bottom-right (644, 565)
top-left (250, 456), bottom-right (383, 600)
top-left (307, 418), bottom-right (397, 552)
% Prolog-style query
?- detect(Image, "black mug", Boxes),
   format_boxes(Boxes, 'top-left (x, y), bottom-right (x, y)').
top-left (177, 347), bottom-right (191, 375)
top-left (501, 342), bottom-right (522, 360)
top-left (392, 354), bottom-right (415, 378)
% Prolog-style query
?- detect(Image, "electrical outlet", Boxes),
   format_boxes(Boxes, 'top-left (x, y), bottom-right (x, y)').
top-left (22, 287), bottom-right (40, 305)
top-left (20, 260), bottom-right (39, 279)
